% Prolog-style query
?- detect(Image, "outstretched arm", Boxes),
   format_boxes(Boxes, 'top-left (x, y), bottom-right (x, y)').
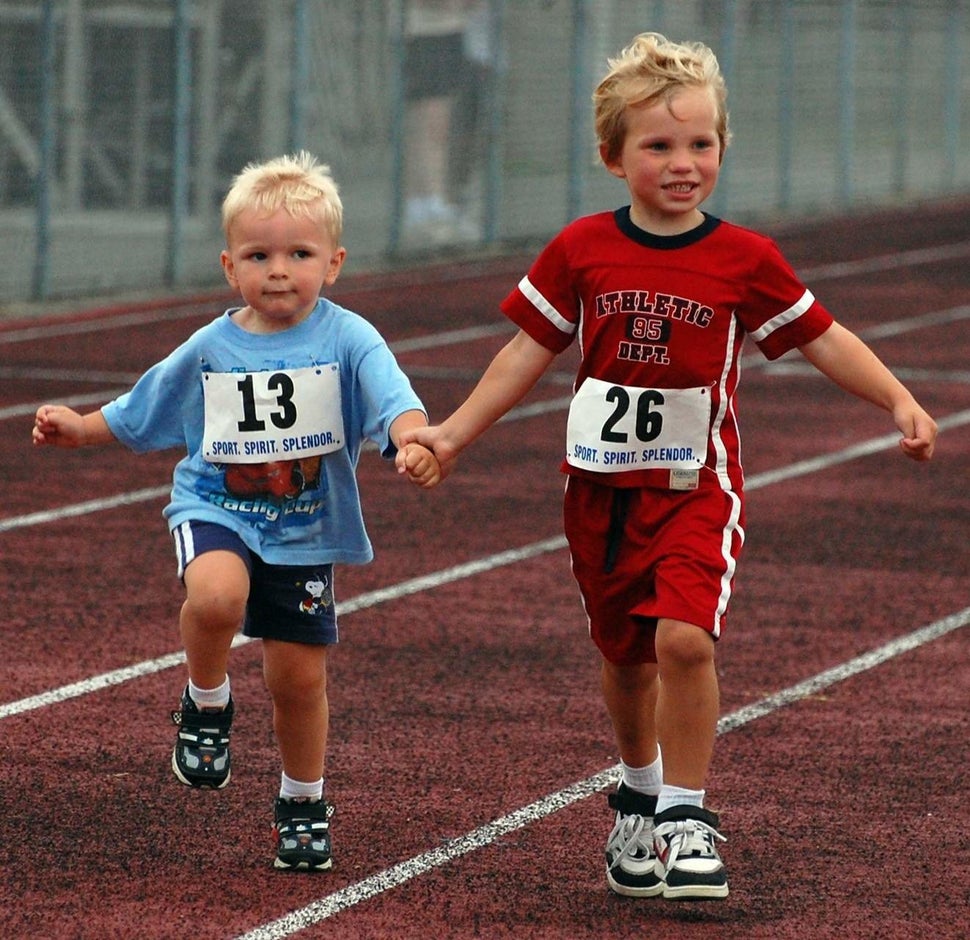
top-left (399, 329), bottom-right (557, 477)
top-left (799, 322), bottom-right (937, 461)
top-left (32, 405), bottom-right (117, 448)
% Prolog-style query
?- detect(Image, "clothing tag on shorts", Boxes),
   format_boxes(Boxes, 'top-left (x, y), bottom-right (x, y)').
top-left (669, 468), bottom-right (700, 490)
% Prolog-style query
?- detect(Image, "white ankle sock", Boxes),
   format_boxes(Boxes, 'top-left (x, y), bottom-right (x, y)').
top-left (656, 785), bottom-right (705, 814)
top-left (621, 754), bottom-right (664, 796)
top-left (280, 773), bottom-right (324, 802)
top-left (188, 676), bottom-right (230, 710)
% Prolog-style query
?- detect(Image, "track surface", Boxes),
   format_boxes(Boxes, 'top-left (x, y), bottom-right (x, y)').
top-left (1, 200), bottom-right (968, 939)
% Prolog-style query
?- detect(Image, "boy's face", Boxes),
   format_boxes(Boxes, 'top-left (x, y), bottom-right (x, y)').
top-left (220, 206), bottom-right (346, 332)
top-left (602, 86), bottom-right (722, 237)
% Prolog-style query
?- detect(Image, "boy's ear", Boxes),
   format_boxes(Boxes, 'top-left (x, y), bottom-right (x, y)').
top-left (220, 249), bottom-right (237, 287)
top-left (600, 142), bottom-right (626, 179)
top-left (323, 247), bottom-right (347, 286)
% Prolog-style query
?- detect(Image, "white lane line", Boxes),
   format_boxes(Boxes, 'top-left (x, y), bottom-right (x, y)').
top-left (6, 407), bottom-right (970, 711)
top-left (0, 538), bottom-right (565, 720)
top-left (3, 384), bottom-right (966, 932)
top-left (0, 325), bottom-right (512, 422)
top-left (4, 300), bottom-right (966, 426)
top-left (0, 485), bottom-right (170, 533)
top-left (1, 238), bottom-right (968, 347)
top-left (233, 606), bottom-right (970, 940)
top-left (0, 390), bottom-right (132, 422)
top-left (0, 302), bottom-right (223, 344)
top-left (798, 241), bottom-right (970, 282)
top-left (5, 403), bottom-right (970, 538)
top-left (738, 407), bottom-right (970, 489)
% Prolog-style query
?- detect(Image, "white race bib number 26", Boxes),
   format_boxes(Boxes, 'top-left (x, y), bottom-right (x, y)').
top-left (202, 364), bottom-right (344, 464)
top-left (566, 378), bottom-right (710, 473)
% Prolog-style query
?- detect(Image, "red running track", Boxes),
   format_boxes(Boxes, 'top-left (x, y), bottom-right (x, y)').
top-left (1, 200), bottom-right (968, 939)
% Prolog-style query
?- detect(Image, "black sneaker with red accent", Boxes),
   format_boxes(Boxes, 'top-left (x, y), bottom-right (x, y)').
top-left (652, 804), bottom-right (728, 900)
top-left (170, 687), bottom-right (233, 789)
top-left (273, 797), bottom-right (334, 872)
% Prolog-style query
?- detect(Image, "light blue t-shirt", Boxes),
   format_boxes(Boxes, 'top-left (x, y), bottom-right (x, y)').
top-left (102, 298), bottom-right (425, 565)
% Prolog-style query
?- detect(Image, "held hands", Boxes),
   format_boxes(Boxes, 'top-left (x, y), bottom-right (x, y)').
top-left (395, 441), bottom-right (442, 488)
top-left (396, 425), bottom-right (458, 485)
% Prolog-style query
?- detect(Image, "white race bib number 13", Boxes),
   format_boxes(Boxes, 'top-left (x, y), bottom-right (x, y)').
top-left (566, 378), bottom-right (710, 473)
top-left (202, 364), bottom-right (344, 464)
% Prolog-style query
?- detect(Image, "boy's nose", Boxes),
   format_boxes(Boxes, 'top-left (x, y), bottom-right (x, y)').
top-left (668, 149), bottom-right (694, 169)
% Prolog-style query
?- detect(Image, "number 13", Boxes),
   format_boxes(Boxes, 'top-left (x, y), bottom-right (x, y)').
top-left (235, 372), bottom-right (298, 432)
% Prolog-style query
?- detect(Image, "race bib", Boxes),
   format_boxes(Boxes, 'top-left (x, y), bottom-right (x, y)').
top-left (566, 378), bottom-right (710, 474)
top-left (201, 364), bottom-right (344, 463)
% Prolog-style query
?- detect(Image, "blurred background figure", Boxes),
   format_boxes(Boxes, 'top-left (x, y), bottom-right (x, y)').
top-left (402, 0), bottom-right (497, 242)
top-left (402, 0), bottom-right (468, 239)
top-left (446, 0), bottom-right (497, 239)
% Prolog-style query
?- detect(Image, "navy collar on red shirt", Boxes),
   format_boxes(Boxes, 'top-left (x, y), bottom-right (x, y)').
top-left (614, 207), bottom-right (721, 249)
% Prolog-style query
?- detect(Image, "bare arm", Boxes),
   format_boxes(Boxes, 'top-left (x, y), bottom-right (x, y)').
top-left (799, 322), bottom-right (937, 461)
top-left (399, 329), bottom-right (557, 478)
top-left (32, 405), bottom-right (117, 448)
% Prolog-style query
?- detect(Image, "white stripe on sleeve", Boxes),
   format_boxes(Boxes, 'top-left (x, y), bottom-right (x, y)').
top-left (749, 289), bottom-right (815, 343)
top-left (518, 276), bottom-right (576, 338)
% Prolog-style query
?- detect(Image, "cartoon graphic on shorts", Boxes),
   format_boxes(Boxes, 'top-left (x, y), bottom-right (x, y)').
top-left (224, 454), bottom-right (323, 501)
top-left (300, 575), bottom-right (333, 615)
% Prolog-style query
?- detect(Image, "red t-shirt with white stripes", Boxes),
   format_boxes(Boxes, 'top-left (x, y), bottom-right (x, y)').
top-left (500, 208), bottom-right (834, 492)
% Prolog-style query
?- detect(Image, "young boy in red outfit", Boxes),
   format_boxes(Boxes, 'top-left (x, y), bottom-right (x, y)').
top-left (399, 32), bottom-right (937, 899)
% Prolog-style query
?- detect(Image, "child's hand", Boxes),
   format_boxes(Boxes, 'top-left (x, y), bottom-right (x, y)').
top-left (397, 425), bottom-right (458, 480)
top-left (896, 404), bottom-right (938, 461)
top-left (32, 405), bottom-right (86, 448)
top-left (396, 442), bottom-right (442, 488)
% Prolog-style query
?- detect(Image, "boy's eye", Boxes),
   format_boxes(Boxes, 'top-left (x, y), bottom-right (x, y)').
top-left (249, 251), bottom-right (267, 261)
top-left (293, 249), bottom-right (312, 259)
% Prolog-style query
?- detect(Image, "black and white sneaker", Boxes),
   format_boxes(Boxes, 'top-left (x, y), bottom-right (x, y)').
top-left (652, 805), bottom-right (728, 900)
top-left (605, 783), bottom-right (664, 897)
top-left (274, 797), bottom-right (334, 872)
top-left (170, 687), bottom-right (233, 789)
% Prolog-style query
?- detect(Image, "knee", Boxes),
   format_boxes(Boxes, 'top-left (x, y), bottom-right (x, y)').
top-left (182, 583), bottom-right (247, 632)
top-left (182, 554), bottom-right (249, 630)
top-left (264, 644), bottom-right (328, 704)
top-left (655, 620), bottom-right (715, 671)
top-left (603, 658), bottom-right (659, 695)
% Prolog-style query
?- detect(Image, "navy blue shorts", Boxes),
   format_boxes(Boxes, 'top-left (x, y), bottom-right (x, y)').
top-left (172, 521), bottom-right (338, 645)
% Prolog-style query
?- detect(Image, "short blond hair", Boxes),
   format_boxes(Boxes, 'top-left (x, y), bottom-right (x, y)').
top-left (221, 151), bottom-right (343, 244)
top-left (593, 32), bottom-right (731, 166)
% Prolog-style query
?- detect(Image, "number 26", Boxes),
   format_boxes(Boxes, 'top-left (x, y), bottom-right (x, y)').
top-left (601, 387), bottom-right (664, 443)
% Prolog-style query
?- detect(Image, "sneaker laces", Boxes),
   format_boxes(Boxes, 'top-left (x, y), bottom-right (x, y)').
top-left (606, 813), bottom-right (654, 871)
top-left (657, 818), bottom-right (726, 869)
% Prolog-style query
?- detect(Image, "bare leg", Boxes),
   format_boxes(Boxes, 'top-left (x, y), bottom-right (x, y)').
top-left (654, 618), bottom-right (719, 790)
top-left (601, 658), bottom-right (660, 767)
top-left (180, 550), bottom-right (249, 689)
top-left (262, 639), bottom-right (329, 783)
top-left (405, 95), bottom-right (453, 202)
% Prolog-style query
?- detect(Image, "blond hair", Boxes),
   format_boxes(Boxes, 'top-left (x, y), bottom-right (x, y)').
top-left (221, 151), bottom-right (343, 244)
top-left (593, 32), bottom-right (731, 166)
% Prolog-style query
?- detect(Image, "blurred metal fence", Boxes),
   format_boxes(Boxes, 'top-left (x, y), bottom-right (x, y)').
top-left (4, 0), bottom-right (969, 304)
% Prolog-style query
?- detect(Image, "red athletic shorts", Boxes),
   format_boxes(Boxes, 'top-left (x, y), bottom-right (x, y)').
top-left (563, 476), bottom-right (746, 666)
